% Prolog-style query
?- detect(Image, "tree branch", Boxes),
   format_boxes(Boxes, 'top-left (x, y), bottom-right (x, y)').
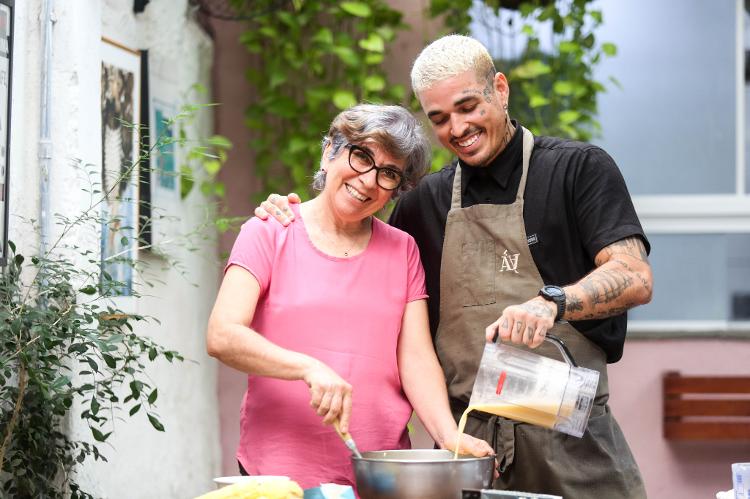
top-left (0, 363), bottom-right (27, 471)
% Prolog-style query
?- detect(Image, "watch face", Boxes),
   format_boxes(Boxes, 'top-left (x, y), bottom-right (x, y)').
top-left (543, 286), bottom-right (564, 298)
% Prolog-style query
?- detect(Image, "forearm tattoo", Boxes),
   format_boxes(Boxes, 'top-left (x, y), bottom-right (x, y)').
top-left (580, 268), bottom-right (633, 305)
top-left (566, 292), bottom-right (584, 312)
top-left (566, 239), bottom-right (653, 319)
top-left (613, 258), bottom-right (652, 293)
top-left (568, 287), bottom-right (636, 319)
top-left (594, 236), bottom-right (648, 266)
top-left (578, 306), bottom-right (633, 320)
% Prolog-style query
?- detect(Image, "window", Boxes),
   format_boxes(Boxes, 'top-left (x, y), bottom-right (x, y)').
top-left (628, 234), bottom-right (750, 327)
top-left (596, 0), bottom-right (738, 197)
top-left (595, 0), bottom-right (750, 332)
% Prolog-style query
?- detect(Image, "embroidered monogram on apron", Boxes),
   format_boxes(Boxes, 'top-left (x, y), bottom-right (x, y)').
top-left (435, 128), bottom-right (647, 498)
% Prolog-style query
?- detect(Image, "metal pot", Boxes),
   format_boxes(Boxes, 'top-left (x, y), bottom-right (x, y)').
top-left (352, 449), bottom-right (494, 499)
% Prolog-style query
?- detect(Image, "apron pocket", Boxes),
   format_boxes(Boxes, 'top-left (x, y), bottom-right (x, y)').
top-left (460, 239), bottom-right (496, 307)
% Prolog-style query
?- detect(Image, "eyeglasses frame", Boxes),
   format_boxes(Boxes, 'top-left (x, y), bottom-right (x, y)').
top-left (345, 143), bottom-right (405, 191)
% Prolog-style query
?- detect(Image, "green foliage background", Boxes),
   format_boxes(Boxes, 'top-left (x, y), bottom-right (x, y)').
top-left (239, 0), bottom-right (617, 197)
top-left (431, 0), bottom-right (616, 141)
top-left (240, 0), bottom-right (407, 201)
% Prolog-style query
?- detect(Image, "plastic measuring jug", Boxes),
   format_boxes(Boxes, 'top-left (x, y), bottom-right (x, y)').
top-left (468, 334), bottom-right (599, 438)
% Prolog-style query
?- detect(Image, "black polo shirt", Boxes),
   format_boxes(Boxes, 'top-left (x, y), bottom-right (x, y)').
top-left (389, 123), bottom-right (649, 363)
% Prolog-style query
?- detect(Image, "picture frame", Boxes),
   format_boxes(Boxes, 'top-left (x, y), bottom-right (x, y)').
top-left (0, 0), bottom-right (13, 266)
top-left (100, 37), bottom-right (141, 296)
top-left (139, 50), bottom-right (181, 252)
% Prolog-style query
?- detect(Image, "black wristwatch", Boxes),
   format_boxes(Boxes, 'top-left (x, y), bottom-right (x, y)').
top-left (539, 285), bottom-right (566, 322)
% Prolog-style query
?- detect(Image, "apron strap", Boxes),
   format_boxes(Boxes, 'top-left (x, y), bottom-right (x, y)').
top-left (516, 127), bottom-right (533, 202)
top-left (450, 163), bottom-right (462, 210)
top-left (497, 418), bottom-right (516, 473)
top-left (449, 126), bottom-right (535, 209)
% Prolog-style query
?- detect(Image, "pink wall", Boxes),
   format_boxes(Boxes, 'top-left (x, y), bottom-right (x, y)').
top-left (608, 339), bottom-right (750, 498)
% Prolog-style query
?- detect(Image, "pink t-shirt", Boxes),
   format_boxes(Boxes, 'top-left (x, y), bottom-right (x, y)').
top-left (226, 204), bottom-right (427, 489)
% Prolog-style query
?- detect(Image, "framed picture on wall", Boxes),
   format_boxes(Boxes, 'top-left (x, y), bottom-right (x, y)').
top-left (0, 0), bottom-right (13, 266)
top-left (139, 50), bottom-right (181, 252)
top-left (100, 37), bottom-right (140, 296)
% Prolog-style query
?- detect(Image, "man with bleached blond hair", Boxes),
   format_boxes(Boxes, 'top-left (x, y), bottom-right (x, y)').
top-left (393, 34), bottom-right (651, 498)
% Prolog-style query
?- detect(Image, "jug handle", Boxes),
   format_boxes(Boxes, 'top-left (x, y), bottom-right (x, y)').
top-left (491, 331), bottom-right (579, 368)
top-left (544, 334), bottom-right (578, 368)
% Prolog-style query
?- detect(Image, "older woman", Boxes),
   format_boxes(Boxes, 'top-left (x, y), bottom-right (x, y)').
top-left (206, 104), bottom-right (493, 489)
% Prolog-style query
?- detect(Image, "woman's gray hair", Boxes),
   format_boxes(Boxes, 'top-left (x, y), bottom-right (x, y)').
top-left (312, 104), bottom-right (431, 196)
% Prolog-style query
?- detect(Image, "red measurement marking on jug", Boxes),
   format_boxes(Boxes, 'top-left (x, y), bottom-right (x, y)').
top-left (496, 371), bottom-right (507, 395)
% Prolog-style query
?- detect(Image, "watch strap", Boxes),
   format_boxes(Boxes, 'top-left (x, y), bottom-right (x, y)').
top-left (539, 285), bottom-right (565, 322)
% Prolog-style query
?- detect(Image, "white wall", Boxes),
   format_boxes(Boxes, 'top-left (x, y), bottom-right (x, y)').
top-left (9, 1), bottom-right (222, 497)
top-left (8, 0), bottom-right (42, 255)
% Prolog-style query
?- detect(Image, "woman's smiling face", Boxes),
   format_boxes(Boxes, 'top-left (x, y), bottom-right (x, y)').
top-left (320, 140), bottom-right (405, 222)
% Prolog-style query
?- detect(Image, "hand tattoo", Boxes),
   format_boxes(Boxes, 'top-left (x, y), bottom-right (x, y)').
top-left (520, 301), bottom-right (554, 318)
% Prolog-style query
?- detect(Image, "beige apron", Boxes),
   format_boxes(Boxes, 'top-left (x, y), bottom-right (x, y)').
top-left (435, 128), bottom-right (647, 498)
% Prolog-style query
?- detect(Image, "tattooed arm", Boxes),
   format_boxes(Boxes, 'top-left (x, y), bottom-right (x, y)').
top-left (563, 236), bottom-right (653, 320)
top-left (486, 236), bottom-right (653, 348)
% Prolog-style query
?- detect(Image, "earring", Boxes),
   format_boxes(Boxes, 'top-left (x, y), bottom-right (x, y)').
top-left (503, 103), bottom-right (508, 110)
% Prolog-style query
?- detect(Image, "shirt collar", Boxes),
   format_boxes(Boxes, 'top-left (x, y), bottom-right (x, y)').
top-left (459, 121), bottom-right (523, 192)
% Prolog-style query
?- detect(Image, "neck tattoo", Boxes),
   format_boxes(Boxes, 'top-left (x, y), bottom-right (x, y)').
top-left (498, 113), bottom-right (515, 152)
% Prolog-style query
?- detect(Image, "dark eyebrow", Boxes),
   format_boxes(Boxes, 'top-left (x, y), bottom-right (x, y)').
top-left (427, 94), bottom-right (480, 118)
top-left (453, 95), bottom-right (479, 107)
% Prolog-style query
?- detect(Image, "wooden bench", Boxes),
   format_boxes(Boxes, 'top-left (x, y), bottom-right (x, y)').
top-left (663, 371), bottom-right (750, 440)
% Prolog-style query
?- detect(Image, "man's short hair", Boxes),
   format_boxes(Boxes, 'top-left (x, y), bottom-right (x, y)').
top-left (411, 34), bottom-right (496, 95)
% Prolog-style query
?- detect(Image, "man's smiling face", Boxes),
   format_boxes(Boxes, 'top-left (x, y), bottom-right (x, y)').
top-left (417, 70), bottom-right (510, 168)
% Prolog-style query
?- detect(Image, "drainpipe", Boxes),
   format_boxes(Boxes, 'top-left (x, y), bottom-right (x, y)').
top-left (39, 0), bottom-right (54, 256)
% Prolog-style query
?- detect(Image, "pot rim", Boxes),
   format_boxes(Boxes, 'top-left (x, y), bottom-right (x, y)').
top-left (352, 449), bottom-right (495, 464)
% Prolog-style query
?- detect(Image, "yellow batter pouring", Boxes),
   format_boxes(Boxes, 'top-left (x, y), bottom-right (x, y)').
top-left (454, 403), bottom-right (564, 459)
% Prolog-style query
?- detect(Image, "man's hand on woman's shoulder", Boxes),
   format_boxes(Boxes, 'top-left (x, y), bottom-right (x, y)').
top-left (254, 192), bottom-right (301, 226)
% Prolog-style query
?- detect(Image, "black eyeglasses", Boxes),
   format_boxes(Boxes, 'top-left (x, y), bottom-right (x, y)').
top-left (346, 144), bottom-right (405, 191)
